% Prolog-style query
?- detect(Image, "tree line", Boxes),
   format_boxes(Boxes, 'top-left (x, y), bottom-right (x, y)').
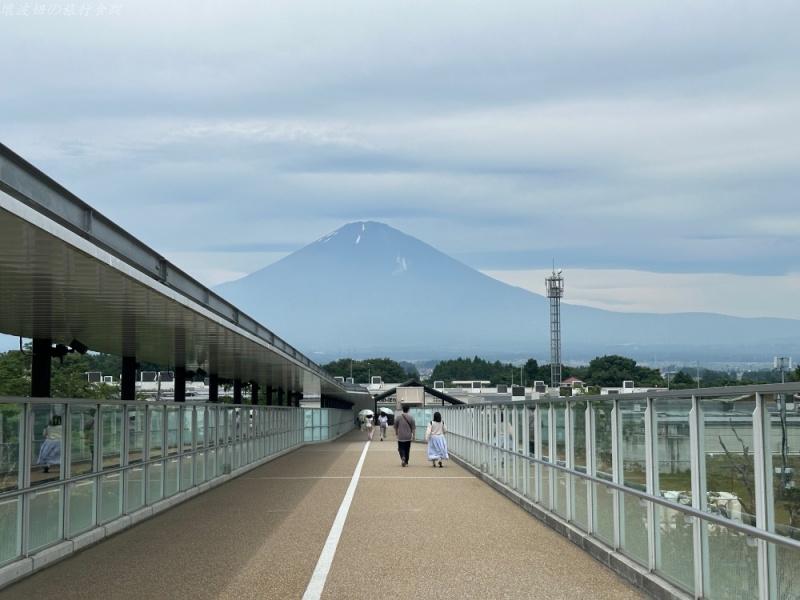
top-left (1, 345), bottom-right (798, 400)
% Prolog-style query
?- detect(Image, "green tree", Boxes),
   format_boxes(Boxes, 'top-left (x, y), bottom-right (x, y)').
top-left (670, 370), bottom-right (696, 389)
top-left (0, 348), bottom-right (32, 397)
top-left (0, 348), bottom-right (120, 399)
top-left (322, 357), bottom-right (412, 383)
top-left (583, 355), bottom-right (665, 388)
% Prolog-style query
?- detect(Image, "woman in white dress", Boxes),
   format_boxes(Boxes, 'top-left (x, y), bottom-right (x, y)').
top-left (364, 414), bottom-right (374, 440)
top-left (426, 411), bottom-right (449, 468)
top-left (38, 415), bottom-right (63, 474)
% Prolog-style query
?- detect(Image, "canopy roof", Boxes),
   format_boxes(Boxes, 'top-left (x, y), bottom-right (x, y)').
top-left (0, 143), bottom-right (357, 406)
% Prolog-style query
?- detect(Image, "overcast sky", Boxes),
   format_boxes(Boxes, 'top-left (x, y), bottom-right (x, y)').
top-left (3, 1), bottom-right (800, 320)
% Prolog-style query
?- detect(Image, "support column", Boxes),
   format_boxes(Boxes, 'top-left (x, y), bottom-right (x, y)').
top-left (31, 338), bottom-right (52, 398)
top-left (209, 373), bottom-right (219, 403)
top-left (121, 356), bottom-right (137, 400)
top-left (174, 366), bottom-right (186, 402)
top-left (174, 327), bottom-right (186, 402)
top-left (121, 311), bottom-right (137, 401)
top-left (277, 387), bottom-right (285, 406)
top-left (251, 381), bottom-right (259, 405)
top-left (233, 380), bottom-right (242, 404)
top-left (265, 385), bottom-right (274, 406)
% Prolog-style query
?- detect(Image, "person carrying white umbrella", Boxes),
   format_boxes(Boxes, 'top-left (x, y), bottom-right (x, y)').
top-left (378, 411), bottom-right (389, 440)
top-left (364, 412), bottom-right (375, 440)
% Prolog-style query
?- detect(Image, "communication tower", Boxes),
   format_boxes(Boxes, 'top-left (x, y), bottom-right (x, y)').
top-left (545, 268), bottom-right (564, 388)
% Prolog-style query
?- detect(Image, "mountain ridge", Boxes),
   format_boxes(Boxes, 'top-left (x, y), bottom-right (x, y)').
top-left (214, 221), bottom-right (800, 363)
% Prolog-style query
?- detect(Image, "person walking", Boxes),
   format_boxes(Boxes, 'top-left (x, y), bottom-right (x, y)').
top-left (426, 411), bottom-right (449, 468)
top-left (378, 412), bottom-right (389, 441)
top-left (38, 415), bottom-right (62, 474)
top-left (364, 414), bottom-right (375, 440)
top-left (394, 404), bottom-right (416, 467)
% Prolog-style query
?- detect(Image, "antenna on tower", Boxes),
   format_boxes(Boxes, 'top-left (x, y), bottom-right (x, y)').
top-left (545, 265), bottom-right (564, 388)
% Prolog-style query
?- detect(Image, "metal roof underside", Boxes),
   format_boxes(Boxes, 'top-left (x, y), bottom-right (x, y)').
top-left (0, 143), bottom-right (355, 405)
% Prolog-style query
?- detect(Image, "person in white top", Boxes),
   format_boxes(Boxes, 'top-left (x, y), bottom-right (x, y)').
top-left (378, 413), bottom-right (389, 440)
top-left (364, 414), bottom-right (374, 440)
top-left (425, 411), bottom-right (449, 468)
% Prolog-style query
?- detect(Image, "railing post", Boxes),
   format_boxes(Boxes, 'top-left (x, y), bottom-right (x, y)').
top-left (644, 396), bottom-right (657, 572)
top-left (611, 398), bottom-right (621, 551)
top-left (753, 392), bottom-right (777, 599)
top-left (585, 401), bottom-right (595, 535)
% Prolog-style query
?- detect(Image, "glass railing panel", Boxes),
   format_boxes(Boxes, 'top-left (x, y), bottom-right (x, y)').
top-left (619, 490), bottom-right (648, 566)
top-left (127, 406), bottom-right (146, 465)
top-left (619, 400), bottom-right (648, 564)
top-left (182, 406), bottom-right (194, 453)
top-left (32, 403), bottom-right (63, 485)
top-left (207, 448), bottom-right (217, 478)
top-left (591, 400), bottom-right (615, 548)
top-left (527, 404), bottom-right (537, 458)
top-left (0, 496), bottom-right (21, 564)
top-left (706, 521), bottom-right (758, 599)
top-left (304, 409), bottom-right (313, 442)
top-left (571, 401), bottom-right (588, 530)
top-left (655, 501), bottom-right (694, 593)
top-left (653, 396), bottom-right (692, 494)
top-left (181, 455), bottom-right (192, 491)
top-left (553, 403), bottom-right (567, 518)
top-left (776, 542), bottom-right (800, 599)
top-left (207, 406), bottom-right (217, 447)
top-left (540, 463), bottom-right (552, 510)
top-left (196, 407), bottom-right (206, 448)
top-left (554, 470), bottom-right (568, 518)
top-left (571, 478), bottom-right (589, 530)
top-left (767, 392), bottom-right (800, 543)
top-left (226, 408), bottom-right (235, 443)
top-left (195, 451), bottom-right (205, 484)
top-left (217, 446), bottom-right (226, 474)
top-left (149, 405), bottom-right (164, 460)
top-left (165, 456), bottom-right (179, 497)
top-left (0, 402), bottom-right (22, 493)
top-left (540, 404), bottom-right (552, 509)
top-left (592, 400), bottom-right (614, 482)
top-left (67, 478), bottom-right (96, 536)
top-left (541, 404), bottom-right (550, 464)
top-left (28, 486), bottom-right (63, 551)
top-left (70, 404), bottom-right (97, 477)
top-left (147, 462), bottom-right (163, 504)
top-left (166, 406), bottom-right (180, 456)
top-left (701, 395), bottom-right (757, 528)
top-left (100, 404), bottom-right (123, 470)
top-left (99, 472), bottom-right (122, 523)
top-left (127, 466), bottom-right (144, 512)
top-left (653, 396), bottom-right (693, 588)
top-left (593, 482), bottom-right (615, 546)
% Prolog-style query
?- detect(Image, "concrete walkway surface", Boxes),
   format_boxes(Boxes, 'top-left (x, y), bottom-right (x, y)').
top-left (2, 429), bottom-right (647, 600)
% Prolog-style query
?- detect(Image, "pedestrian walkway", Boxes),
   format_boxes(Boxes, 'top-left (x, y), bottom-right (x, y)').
top-left (2, 429), bottom-right (646, 600)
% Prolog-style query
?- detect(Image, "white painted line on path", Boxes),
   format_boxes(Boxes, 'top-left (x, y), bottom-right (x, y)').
top-left (302, 441), bottom-right (370, 600)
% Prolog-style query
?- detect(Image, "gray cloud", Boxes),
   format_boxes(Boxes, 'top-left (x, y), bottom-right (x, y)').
top-left (2, 0), bottom-right (799, 315)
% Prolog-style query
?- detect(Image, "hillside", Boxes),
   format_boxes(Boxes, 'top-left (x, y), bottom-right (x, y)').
top-left (214, 221), bottom-right (800, 362)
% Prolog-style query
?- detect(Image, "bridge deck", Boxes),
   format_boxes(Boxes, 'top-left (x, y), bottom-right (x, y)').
top-left (2, 429), bottom-right (646, 600)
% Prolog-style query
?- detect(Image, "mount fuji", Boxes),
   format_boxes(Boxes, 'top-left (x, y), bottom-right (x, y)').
top-left (214, 221), bottom-right (800, 363)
